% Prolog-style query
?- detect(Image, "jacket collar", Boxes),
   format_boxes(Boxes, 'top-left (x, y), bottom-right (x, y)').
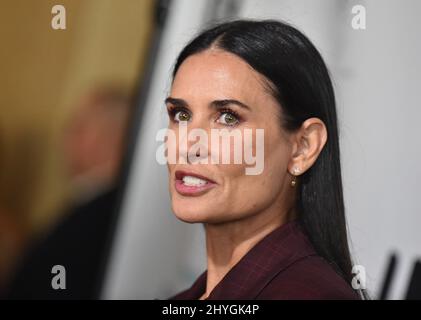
top-left (174, 220), bottom-right (318, 299)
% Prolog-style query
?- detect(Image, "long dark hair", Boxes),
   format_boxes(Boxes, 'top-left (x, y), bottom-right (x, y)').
top-left (172, 19), bottom-right (364, 297)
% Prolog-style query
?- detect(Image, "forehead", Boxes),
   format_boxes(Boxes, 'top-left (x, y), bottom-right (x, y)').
top-left (171, 49), bottom-right (271, 104)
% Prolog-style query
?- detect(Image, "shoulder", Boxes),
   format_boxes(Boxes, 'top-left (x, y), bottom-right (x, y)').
top-left (257, 255), bottom-right (360, 300)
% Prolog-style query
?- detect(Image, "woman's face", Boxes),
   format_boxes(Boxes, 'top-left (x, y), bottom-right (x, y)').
top-left (166, 49), bottom-right (295, 224)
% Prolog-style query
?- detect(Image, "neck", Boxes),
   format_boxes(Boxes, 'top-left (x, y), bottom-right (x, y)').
top-left (201, 204), bottom-right (296, 299)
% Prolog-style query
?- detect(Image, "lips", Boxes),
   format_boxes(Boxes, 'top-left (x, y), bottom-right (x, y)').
top-left (175, 170), bottom-right (216, 183)
top-left (174, 170), bottom-right (217, 196)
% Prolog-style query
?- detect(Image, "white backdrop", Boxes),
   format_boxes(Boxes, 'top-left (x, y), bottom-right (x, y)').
top-left (103, 0), bottom-right (421, 299)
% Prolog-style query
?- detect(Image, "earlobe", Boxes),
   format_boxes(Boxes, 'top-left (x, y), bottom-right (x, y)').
top-left (287, 147), bottom-right (304, 178)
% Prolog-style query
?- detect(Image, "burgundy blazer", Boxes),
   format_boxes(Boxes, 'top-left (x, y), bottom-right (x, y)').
top-left (170, 220), bottom-right (360, 300)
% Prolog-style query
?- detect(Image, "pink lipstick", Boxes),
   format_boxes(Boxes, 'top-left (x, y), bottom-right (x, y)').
top-left (174, 170), bottom-right (217, 196)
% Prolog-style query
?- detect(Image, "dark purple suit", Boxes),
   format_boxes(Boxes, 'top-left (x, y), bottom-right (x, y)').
top-left (171, 220), bottom-right (359, 300)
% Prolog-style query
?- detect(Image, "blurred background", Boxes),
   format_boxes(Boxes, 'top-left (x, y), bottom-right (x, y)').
top-left (0, 0), bottom-right (420, 300)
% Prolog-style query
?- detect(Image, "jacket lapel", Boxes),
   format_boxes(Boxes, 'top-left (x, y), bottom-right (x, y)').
top-left (206, 220), bottom-right (317, 299)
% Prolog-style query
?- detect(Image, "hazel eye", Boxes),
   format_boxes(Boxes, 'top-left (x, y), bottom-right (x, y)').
top-left (174, 110), bottom-right (191, 122)
top-left (217, 111), bottom-right (240, 126)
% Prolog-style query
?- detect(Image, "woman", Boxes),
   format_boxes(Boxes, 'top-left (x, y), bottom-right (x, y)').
top-left (166, 19), bottom-right (364, 299)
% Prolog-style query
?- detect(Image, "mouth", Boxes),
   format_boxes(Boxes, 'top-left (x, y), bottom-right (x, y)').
top-left (174, 170), bottom-right (217, 196)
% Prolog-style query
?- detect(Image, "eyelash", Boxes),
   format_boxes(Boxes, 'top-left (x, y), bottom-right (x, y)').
top-left (167, 106), bottom-right (190, 122)
top-left (217, 108), bottom-right (241, 126)
top-left (167, 106), bottom-right (242, 126)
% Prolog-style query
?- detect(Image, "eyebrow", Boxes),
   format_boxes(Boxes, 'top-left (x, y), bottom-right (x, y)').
top-left (165, 97), bottom-right (251, 111)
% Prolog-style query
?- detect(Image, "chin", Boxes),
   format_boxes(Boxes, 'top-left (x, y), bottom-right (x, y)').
top-left (171, 198), bottom-right (221, 224)
top-left (172, 205), bottom-right (209, 223)
top-left (173, 212), bottom-right (205, 224)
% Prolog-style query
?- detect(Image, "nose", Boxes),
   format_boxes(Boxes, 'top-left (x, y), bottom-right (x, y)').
top-left (177, 119), bottom-right (211, 165)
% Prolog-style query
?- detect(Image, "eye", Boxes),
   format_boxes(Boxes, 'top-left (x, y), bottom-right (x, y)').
top-left (168, 107), bottom-right (191, 122)
top-left (217, 110), bottom-right (240, 126)
top-left (174, 110), bottom-right (191, 122)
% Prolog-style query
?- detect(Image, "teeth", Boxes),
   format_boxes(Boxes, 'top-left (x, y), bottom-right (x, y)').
top-left (182, 176), bottom-right (208, 186)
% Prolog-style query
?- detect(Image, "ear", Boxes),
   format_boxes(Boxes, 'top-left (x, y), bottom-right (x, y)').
top-left (287, 117), bottom-right (328, 175)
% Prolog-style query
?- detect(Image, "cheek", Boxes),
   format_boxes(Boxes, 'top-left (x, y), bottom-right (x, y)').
top-left (218, 125), bottom-right (285, 188)
top-left (264, 132), bottom-right (290, 180)
top-left (167, 160), bottom-right (176, 198)
top-left (232, 128), bottom-right (289, 208)
top-left (213, 142), bottom-right (281, 215)
top-left (167, 163), bottom-right (175, 177)
top-left (218, 166), bottom-right (282, 220)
